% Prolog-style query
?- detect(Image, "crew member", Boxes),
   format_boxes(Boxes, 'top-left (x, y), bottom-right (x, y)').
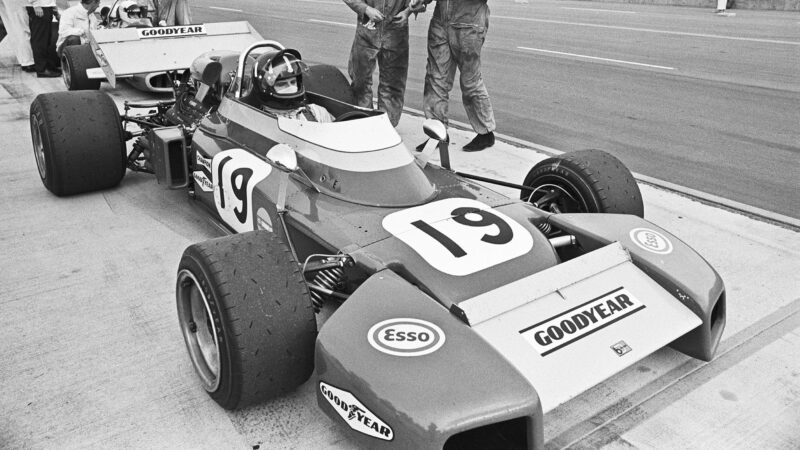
top-left (1, 0), bottom-right (35, 71)
top-left (254, 49), bottom-right (334, 123)
top-left (343, 0), bottom-right (412, 127)
top-left (56, 0), bottom-right (99, 57)
top-left (155, 0), bottom-right (190, 26)
top-left (26, 0), bottom-right (61, 77)
top-left (419, 0), bottom-right (496, 152)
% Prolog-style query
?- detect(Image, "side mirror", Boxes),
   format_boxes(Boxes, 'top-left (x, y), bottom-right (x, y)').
top-left (422, 119), bottom-right (448, 142)
top-left (201, 61), bottom-right (223, 87)
top-left (266, 144), bottom-right (298, 172)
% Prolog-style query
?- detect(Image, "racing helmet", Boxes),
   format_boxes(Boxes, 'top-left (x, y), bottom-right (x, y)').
top-left (254, 49), bottom-right (308, 109)
top-left (116, 0), bottom-right (146, 24)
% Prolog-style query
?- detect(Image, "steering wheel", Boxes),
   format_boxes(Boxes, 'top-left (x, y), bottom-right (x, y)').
top-left (334, 111), bottom-right (371, 122)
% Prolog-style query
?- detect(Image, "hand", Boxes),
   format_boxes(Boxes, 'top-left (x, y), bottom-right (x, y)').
top-left (34, 6), bottom-right (43, 17)
top-left (364, 6), bottom-right (384, 23)
top-left (391, 9), bottom-right (411, 26)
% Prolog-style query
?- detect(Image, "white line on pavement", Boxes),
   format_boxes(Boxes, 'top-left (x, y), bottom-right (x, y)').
top-left (495, 15), bottom-right (800, 46)
top-left (308, 19), bottom-right (355, 28)
top-left (560, 7), bottom-right (636, 14)
top-left (208, 6), bottom-right (242, 12)
top-left (517, 47), bottom-right (676, 70)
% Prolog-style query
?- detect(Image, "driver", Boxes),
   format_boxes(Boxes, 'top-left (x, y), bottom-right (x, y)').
top-left (254, 49), bottom-right (334, 123)
top-left (114, 0), bottom-right (153, 28)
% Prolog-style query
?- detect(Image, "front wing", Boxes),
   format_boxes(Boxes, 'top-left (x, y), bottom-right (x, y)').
top-left (316, 240), bottom-right (721, 448)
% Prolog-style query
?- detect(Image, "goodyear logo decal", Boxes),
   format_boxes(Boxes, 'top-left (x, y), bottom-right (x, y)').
top-left (138, 25), bottom-right (206, 39)
top-left (319, 382), bottom-right (393, 441)
top-left (519, 287), bottom-right (645, 357)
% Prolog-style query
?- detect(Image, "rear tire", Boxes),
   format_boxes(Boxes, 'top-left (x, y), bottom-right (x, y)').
top-left (61, 44), bottom-right (101, 91)
top-left (176, 231), bottom-right (317, 410)
top-left (304, 64), bottom-right (354, 105)
top-left (30, 91), bottom-right (126, 196)
top-left (521, 149), bottom-right (644, 217)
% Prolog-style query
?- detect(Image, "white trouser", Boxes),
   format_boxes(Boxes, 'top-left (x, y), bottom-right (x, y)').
top-left (716, 0), bottom-right (726, 10)
top-left (1, 0), bottom-right (34, 66)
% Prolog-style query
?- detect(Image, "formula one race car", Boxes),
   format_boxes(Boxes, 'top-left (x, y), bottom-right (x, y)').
top-left (59, 1), bottom-right (262, 93)
top-left (29, 37), bottom-right (726, 449)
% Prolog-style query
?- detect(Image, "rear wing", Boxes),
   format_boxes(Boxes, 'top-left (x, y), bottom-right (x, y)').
top-left (87, 22), bottom-right (263, 88)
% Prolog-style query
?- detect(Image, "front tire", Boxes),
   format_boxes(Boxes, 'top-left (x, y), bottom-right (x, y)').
top-left (521, 149), bottom-right (644, 217)
top-left (176, 231), bottom-right (317, 410)
top-left (30, 91), bottom-right (126, 196)
top-left (61, 44), bottom-right (101, 91)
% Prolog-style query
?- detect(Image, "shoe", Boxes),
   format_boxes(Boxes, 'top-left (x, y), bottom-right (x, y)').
top-left (21, 65), bottom-right (36, 73)
top-left (36, 70), bottom-right (61, 78)
top-left (415, 139), bottom-right (429, 152)
top-left (463, 132), bottom-right (495, 152)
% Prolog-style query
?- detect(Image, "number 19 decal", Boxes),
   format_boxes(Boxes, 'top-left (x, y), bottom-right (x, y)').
top-left (382, 199), bottom-right (533, 276)
top-left (212, 149), bottom-right (272, 233)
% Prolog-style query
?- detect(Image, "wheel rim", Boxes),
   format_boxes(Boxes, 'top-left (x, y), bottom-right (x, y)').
top-left (524, 177), bottom-right (591, 214)
top-left (61, 55), bottom-right (71, 89)
top-left (31, 114), bottom-right (47, 180)
top-left (177, 269), bottom-right (221, 392)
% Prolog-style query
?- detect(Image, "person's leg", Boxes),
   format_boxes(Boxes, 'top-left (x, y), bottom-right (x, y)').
top-left (348, 30), bottom-right (379, 110)
top-left (57, 34), bottom-right (81, 58)
top-left (27, 6), bottom-right (48, 73)
top-left (453, 25), bottom-right (495, 136)
top-left (376, 29), bottom-right (409, 127)
top-left (4, 0), bottom-right (34, 67)
top-left (172, 0), bottom-right (191, 25)
top-left (422, 19), bottom-right (457, 126)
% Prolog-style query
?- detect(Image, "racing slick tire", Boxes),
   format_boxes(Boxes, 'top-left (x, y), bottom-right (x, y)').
top-left (61, 44), bottom-right (101, 91)
top-left (521, 149), bottom-right (644, 217)
top-left (176, 231), bottom-right (317, 410)
top-left (304, 64), bottom-right (354, 105)
top-left (30, 91), bottom-right (126, 196)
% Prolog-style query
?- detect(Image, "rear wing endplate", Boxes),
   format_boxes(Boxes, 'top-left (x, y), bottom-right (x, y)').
top-left (87, 22), bottom-right (263, 88)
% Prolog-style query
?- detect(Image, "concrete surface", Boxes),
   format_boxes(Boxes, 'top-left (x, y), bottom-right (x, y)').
top-left (1, 38), bottom-right (798, 449)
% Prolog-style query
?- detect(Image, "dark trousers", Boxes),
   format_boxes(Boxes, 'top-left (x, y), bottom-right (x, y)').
top-left (57, 35), bottom-right (81, 58)
top-left (26, 6), bottom-right (59, 73)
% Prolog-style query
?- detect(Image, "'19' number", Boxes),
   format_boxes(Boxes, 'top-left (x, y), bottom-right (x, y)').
top-left (411, 207), bottom-right (513, 258)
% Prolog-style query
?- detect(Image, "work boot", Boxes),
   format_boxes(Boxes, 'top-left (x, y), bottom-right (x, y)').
top-left (21, 65), bottom-right (36, 73)
top-left (463, 132), bottom-right (495, 152)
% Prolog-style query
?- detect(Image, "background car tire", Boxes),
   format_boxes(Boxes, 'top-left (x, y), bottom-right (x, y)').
top-left (176, 231), bottom-right (317, 410)
top-left (521, 149), bottom-right (644, 217)
top-left (304, 64), bottom-right (354, 105)
top-left (30, 91), bottom-right (126, 196)
top-left (61, 44), bottom-right (101, 91)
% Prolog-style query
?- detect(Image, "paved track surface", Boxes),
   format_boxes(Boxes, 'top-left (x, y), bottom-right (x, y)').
top-left (191, 0), bottom-right (800, 220)
top-left (1, 13), bottom-right (798, 450)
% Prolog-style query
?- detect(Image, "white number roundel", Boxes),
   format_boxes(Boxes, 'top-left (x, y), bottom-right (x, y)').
top-left (382, 198), bottom-right (533, 276)
top-left (212, 149), bottom-right (272, 233)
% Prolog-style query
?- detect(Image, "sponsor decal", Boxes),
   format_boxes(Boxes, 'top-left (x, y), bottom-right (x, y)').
top-left (630, 228), bottom-right (673, 255)
top-left (367, 318), bottom-right (446, 357)
top-left (519, 287), bottom-right (645, 357)
top-left (138, 25), bottom-right (206, 39)
top-left (193, 171), bottom-right (213, 192)
top-left (611, 340), bottom-right (632, 356)
top-left (256, 208), bottom-right (272, 232)
top-left (382, 198), bottom-right (533, 276)
top-left (196, 152), bottom-right (212, 174)
top-left (319, 382), bottom-right (393, 441)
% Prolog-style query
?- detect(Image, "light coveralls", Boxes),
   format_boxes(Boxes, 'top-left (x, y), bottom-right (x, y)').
top-left (155, 0), bottom-right (191, 26)
top-left (1, 0), bottom-right (34, 66)
top-left (423, 0), bottom-right (495, 134)
top-left (344, 0), bottom-right (409, 127)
